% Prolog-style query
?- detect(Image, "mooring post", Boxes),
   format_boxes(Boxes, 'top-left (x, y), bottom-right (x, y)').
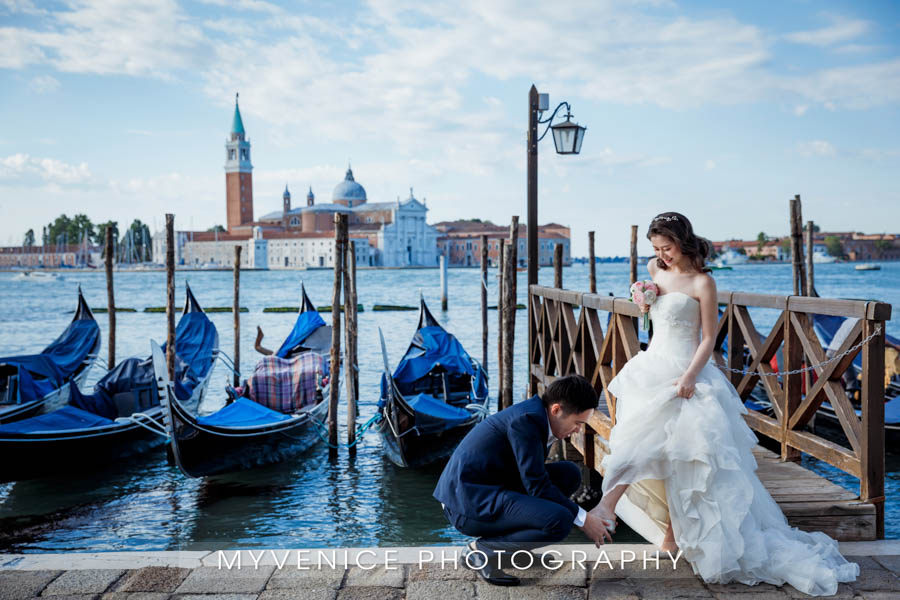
top-left (440, 254), bottom-right (448, 311)
top-left (329, 213), bottom-right (347, 454)
top-left (630, 225), bottom-right (638, 285)
top-left (233, 245), bottom-right (242, 387)
top-left (502, 237), bottom-right (515, 410)
top-left (345, 240), bottom-right (358, 452)
top-left (554, 243), bottom-right (563, 289)
top-left (105, 226), bottom-right (115, 370)
top-left (588, 230), bottom-right (596, 294)
top-left (165, 214), bottom-right (175, 382)
top-left (790, 195), bottom-right (807, 296)
top-left (480, 234), bottom-right (488, 376)
top-left (497, 241), bottom-right (505, 411)
top-left (806, 220), bottom-right (815, 296)
top-left (507, 216), bottom-right (519, 407)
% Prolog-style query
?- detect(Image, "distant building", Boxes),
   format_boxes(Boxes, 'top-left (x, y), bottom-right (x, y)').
top-left (152, 96), bottom-right (436, 268)
top-left (435, 221), bottom-right (571, 267)
top-left (710, 232), bottom-right (900, 262)
top-left (0, 245), bottom-right (100, 268)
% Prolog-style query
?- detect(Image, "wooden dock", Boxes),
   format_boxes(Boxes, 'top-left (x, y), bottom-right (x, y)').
top-left (529, 285), bottom-right (891, 541)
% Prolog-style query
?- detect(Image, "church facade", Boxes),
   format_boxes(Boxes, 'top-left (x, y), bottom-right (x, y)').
top-left (153, 96), bottom-right (437, 269)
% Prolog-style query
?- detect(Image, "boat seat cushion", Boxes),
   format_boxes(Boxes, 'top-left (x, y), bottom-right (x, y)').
top-left (0, 405), bottom-right (116, 434)
top-left (407, 393), bottom-right (473, 435)
top-left (197, 397), bottom-right (295, 427)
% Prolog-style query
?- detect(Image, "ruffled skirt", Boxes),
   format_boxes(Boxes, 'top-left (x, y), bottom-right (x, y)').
top-left (601, 349), bottom-right (859, 596)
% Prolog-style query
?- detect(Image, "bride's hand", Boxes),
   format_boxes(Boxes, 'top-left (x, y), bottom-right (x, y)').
top-left (675, 373), bottom-right (696, 398)
top-left (639, 303), bottom-right (650, 314)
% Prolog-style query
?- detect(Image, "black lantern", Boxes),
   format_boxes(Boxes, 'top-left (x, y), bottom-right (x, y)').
top-left (550, 113), bottom-right (586, 155)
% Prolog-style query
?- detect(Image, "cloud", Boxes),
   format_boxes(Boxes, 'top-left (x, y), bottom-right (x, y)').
top-left (704, 159), bottom-right (716, 170)
top-left (29, 74), bottom-right (60, 93)
top-left (793, 104), bottom-right (808, 116)
top-left (796, 140), bottom-right (836, 157)
top-left (0, 153), bottom-right (93, 184)
top-left (785, 15), bottom-right (870, 47)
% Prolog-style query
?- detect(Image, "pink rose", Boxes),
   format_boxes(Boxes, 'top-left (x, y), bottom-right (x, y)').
top-left (633, 290), bottom-right (645, 304)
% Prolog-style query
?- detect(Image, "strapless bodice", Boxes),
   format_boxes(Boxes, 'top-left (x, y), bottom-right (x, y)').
top-left (647, 292), bottom-right (701, 357)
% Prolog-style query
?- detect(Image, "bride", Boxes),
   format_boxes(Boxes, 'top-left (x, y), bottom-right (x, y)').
top-left (588, 212), bottom-right (859, 597)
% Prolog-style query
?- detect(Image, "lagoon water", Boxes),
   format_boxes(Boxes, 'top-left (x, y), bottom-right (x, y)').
top-left (0, 262), bottom-right (898, 551)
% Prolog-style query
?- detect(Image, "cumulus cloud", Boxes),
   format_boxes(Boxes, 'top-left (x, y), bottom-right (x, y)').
top-left (797, 140), bottom-right (837, 157)
top-left (0, 153), bottom-right (93, 184)
top-left (785, 15), bottom-right (870, 47)
top-left (29, 75), bottom-right (60, 93)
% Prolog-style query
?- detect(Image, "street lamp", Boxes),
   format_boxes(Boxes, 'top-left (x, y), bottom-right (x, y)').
top-left (526, 85), bottom-right (586, 395)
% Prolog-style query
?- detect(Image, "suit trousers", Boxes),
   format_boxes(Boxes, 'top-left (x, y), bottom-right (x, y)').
top-left (444, 460), bottom-right (582, 553)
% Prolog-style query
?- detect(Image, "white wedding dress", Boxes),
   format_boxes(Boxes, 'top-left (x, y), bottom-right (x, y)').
top-left (601, 291), bottom-right (859, 596)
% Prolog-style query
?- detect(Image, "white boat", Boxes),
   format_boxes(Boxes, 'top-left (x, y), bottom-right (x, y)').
top-left (12, 271), bottom-right (63, 282)
top-left (713, 248), bottom-right (749, 267)
top-left (855, 263), bottom-right (881, 271)
top-left (812, 250), bottom-right (837, 264)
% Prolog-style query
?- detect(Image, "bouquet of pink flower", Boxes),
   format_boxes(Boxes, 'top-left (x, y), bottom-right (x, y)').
top-left (629, 279), bottom-right (659, 330)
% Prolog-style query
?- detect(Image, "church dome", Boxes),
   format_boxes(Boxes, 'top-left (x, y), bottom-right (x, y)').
top-left (332, 166), bottom-right (367, 205)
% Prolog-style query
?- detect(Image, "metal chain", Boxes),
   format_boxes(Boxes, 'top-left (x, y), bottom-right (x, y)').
top-left (716, 326), bottom-right (882, 377)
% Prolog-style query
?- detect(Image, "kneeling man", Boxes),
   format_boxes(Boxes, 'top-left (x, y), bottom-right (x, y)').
top-left (434, 375), bottom-right (612, 586)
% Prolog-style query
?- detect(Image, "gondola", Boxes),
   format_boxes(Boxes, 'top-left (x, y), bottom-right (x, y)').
top-left (158, 283), bottom-right (333, 478)
top-left (0, 285), bottom-right (219, 482)
top-left (377, 297), bottom-right (489, 468)
top-left (0, 287), bottom-right (101, 424)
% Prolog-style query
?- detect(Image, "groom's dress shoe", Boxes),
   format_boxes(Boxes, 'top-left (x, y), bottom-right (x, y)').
top-left (462, 542), bottom-right (519, 586)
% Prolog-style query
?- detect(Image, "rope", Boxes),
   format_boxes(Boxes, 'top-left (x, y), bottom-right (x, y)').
top-left (115, 412), bottom-right (169, 438)
top-left (310, 412), bottom-right (382, 449)
top-left (717, 326), bottom-right (882, 377)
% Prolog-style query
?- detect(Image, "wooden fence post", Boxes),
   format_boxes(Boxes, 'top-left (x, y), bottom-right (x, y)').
top-left (860, 315), bottom-right (886, 538)
top-left (105, 226), bottom-right (115, 370)
top-left (806, 220), bottom-right (815, 296)
top-left (233, 245), bottom-right (241, 387)
top-left (554, 243), bottom-right (563, 289)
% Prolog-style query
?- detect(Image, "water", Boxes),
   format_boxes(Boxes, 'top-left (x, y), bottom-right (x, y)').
top-left (0, 261), bottom-right (897, 551)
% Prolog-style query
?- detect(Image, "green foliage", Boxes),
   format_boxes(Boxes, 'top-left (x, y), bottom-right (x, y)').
top-left (45, 214), bottom-right (95, 247)
top-left (756, 232), bottom-right (767, 252)
top-left (207, 225), bottom-right (227, 233)
top-left (875, 240), bottom-right (892, 252)
top-left (825, 236), bottom-right (844, 258)
top-left (23, 229), bottom-right (34, 247)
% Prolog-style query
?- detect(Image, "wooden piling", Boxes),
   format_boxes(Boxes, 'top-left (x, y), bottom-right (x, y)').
top-left (630, 225), bottom-right (638, 285)
top-left (165, 214), bottom-right (175, 381)
top-left (509, 216), bottom-right (519, 302)
top-left (480, 234), bottom-right (488, 375)
top-left (497, 242), bottom-right (505, 411)
top-left (329, 213), bottom-right (347, 453)
top-left (588, 230), bottom-right (596, 294)
top-left (806, 220), bottom-right (816, 297)
top-left (233, 245), bottom-right (241, 387)
top-left (345, 240), bottom-right (358, 452)
top-left (104, 226), bottom-right (115, 370)
top-left (502, 237), bottom-right (515, 410)
top-left (790, 196), bottom-right (807, 296)
top-left (440, 254), bottom-right (448, 311)
top-left (554, 243), bottom-right (563, 289)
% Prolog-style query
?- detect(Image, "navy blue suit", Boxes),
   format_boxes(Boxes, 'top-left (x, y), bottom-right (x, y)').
top-left (434, 395), bottom-right (582, 550)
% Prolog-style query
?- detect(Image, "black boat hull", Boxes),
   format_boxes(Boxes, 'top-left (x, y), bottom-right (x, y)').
top-left (377, 414), bottom-right (478, 468)
top-left (0, 408), bottom-right (167, 483)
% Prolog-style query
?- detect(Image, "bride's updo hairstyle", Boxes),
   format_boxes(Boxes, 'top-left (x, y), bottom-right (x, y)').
top-left (647, 212), bottom-right (712, 274)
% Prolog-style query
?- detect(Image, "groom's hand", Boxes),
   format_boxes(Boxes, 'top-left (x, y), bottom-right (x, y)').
top-left (580, 512), bottom-right (613, 547)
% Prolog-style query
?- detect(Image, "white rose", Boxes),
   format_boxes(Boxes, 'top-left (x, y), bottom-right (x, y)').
top-left (643, 289), bottom-right (657, 305)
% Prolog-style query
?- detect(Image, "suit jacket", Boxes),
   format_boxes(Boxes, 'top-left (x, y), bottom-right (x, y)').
top-left (434, 395), bottom-right (579, 520)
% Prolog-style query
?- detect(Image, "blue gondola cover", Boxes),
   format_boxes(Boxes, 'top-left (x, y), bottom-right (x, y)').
top-left (197, 397), bottom-right (294, 427)
top-left (0, 320), bottom-right (100, 387)
top-left (392, 326), bottom-right (475, 387)
top-left (276, 311), bottom-right (326, 359)
top-left (0, 405), bottom-right (115, 434)
top-left (406, 393), bottom-right (474, 434)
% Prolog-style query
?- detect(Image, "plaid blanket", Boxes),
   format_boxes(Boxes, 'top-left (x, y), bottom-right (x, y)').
top-left (247, 352), bottom-right (326, 413)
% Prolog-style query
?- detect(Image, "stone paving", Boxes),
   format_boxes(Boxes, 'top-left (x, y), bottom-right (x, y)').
top-left (1, 543), bottom-right (899, 599)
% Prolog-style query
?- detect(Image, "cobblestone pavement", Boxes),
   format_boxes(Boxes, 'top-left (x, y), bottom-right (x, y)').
top-left (1, 544), bottom-right (898, 599)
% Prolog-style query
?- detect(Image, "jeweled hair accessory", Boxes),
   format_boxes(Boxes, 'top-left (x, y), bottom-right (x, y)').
top-left (653, 215), bottom-right (679, 222)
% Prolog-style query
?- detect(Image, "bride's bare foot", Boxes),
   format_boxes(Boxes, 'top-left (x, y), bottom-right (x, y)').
top-left (660, 539), bottom-right (679, 554)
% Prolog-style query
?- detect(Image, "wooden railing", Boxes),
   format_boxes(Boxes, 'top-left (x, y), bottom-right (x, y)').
top-left (528, 284), bottom-right (892, 538)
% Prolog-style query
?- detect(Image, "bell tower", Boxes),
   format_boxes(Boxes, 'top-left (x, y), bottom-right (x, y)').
top-left (225, 93), bottom-right (253, 232)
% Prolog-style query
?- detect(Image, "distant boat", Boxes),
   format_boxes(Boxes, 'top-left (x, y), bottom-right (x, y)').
top-left (13, 272), bottom-right (63, 282)
top-left (709, 265), bottom-right (733, 271)
top-left (812, 250), bottom-right (837, 264)
top-left (855, 263), bottom-right (881, 271)
top-left (713, 248), bottom-right (748, 267)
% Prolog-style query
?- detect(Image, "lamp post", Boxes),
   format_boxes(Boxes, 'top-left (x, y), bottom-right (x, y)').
top-left (526, 85), bottom-right (586, 396)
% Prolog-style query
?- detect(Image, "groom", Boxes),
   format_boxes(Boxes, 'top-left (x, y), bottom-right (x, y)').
top-left (434, 374), bottom-right (612, 586)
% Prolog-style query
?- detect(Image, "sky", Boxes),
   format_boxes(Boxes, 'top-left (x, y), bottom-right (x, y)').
top-left (1, 0), bottom-right (899, 257)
